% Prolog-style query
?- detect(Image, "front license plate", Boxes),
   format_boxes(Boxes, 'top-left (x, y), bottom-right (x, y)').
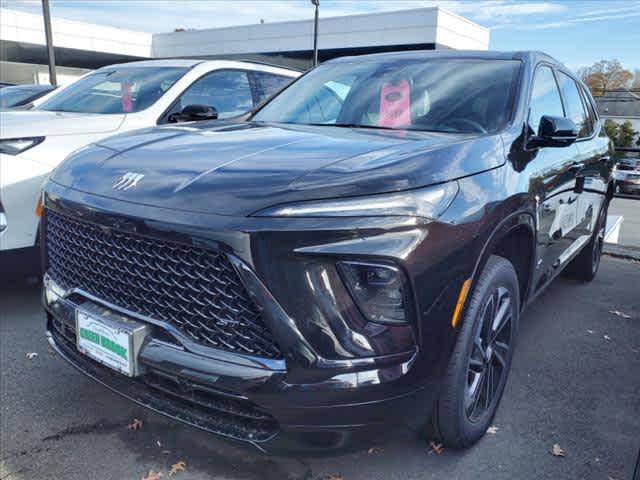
top-left (76, 306), bottom-right (149, 377)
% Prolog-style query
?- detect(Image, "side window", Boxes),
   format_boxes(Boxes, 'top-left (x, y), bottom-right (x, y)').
top-left (557, 72), bottom-right (590, 138)
top-left (578, 84), bottom-right (597, 133)
top-left (252, 72), bottom-right (293, 104)
top-left (177, 70), bottom-right (253, 119)
top-left (528, 66), bottom-right (564, 135)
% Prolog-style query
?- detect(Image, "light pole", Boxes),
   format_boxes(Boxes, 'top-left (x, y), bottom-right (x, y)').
top-left (41, 0), bottom-right (57, 86)
top-left (311, 0), bottom-right (319, 67)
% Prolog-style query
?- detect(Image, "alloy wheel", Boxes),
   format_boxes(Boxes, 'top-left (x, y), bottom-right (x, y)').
top-left (465, 286), bottom-right (513, 422)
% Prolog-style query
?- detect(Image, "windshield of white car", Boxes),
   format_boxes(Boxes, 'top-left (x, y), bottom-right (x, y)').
top-left (252, 59), bottom-right (521, 134)
top-left (36, 67), bottom-right (188, 114)
top-left (0, 85), bottom-right (52, 110)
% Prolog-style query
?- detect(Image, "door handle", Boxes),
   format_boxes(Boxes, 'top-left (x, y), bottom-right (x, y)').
top-left (600, 156), bottom-right (610, 163)
top-left (569, 162), bottom-right (585, 171)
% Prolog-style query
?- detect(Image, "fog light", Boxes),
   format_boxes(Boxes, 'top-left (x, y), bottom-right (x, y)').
top-left (337, 261), bottom-right (409, 325)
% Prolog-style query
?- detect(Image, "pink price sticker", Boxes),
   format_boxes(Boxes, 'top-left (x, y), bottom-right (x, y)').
top-left (121, 82), bottom-right (132, 113)
top-left (379, 80), bottom-right (411, 128)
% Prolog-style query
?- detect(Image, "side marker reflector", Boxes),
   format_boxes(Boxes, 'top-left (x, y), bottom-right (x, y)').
top-left (451, 279), bottom-right (471, 328)
top-left (35, 196), bottom-right (43, 217)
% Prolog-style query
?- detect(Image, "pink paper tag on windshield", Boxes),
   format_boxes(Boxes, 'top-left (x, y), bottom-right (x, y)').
top-left (121, 82), bottom-right (132, 113)
top-left (379, 80), bottom-right (411, 127)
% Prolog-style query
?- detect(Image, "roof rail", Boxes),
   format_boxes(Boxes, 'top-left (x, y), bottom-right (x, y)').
top-left (231, 58), bottom-right (305, 72)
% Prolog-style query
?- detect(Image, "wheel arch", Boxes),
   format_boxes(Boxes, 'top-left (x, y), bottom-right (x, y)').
top-left (468, 210), bottom-right (537, 313)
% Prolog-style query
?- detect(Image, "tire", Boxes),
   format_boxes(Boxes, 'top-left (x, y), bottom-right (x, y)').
top-left (564, 199), bottom-right (608, 283)
top-left (427, 255), bottom-right (520, 449)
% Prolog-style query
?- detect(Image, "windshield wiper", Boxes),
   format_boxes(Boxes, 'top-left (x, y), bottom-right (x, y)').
top-left (331, 123), bottom-right (397, 131)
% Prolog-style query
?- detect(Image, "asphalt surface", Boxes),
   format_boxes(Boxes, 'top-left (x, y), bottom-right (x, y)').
top-left (610, 196), bottom-right (640, 248)
top-left (1, 257), bottom-right (639, 480)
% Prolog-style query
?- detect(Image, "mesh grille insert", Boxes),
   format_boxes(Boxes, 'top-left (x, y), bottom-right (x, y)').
top-left (46, 209), bottom-right (282, 359)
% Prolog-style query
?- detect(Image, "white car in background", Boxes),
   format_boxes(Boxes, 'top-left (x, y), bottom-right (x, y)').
top-left (0, 59), bottom-right (299, 270)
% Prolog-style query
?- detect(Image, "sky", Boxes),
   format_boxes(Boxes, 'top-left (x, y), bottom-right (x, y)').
top-left (1, 0), bottom-right (639, 73)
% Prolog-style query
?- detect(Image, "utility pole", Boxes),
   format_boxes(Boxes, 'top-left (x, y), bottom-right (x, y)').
top-left (42, 0), bottom-right (57, 86)
top-left (311, 0), bottom-right (319, 67)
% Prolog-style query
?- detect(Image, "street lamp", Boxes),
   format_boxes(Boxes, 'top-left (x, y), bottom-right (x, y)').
top-left (311, 0), bottom-right (319, 67)
top-left (41, 0), bottom-right (57, 86)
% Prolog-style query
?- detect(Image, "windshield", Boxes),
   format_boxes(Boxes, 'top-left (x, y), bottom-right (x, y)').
top-left (37, 67), bottom-right (188, 114)
top-left (0, 86), bottom-right (49, 110)
top-left (253, 59), bottom-right (520, 134)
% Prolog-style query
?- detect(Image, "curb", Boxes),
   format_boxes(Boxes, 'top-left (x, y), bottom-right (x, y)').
top-left (603, 244), bottom-right (640, 262)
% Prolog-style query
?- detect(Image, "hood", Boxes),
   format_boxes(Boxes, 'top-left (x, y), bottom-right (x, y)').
top-left (0, 110), bottom-right (125, 138)
top-left (51, 122), bottom-right (505, 216)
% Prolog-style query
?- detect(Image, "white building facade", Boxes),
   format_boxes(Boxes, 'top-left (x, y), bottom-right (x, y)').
top-left (0, 6), bottom-right (489, 84)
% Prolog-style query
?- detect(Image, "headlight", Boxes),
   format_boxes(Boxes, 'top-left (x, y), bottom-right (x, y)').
top-left (253, 182), bottom-right (459, 219)
top-left (0, 137), bottom-right (45, 155)
top-left (338, 261), bottom-right (410, 325)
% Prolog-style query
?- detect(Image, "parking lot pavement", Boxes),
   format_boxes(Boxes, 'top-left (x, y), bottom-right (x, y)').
top-left (1, 257), bottom-right (639, 480)
top-left (610, 196), bottom-right (640, 248)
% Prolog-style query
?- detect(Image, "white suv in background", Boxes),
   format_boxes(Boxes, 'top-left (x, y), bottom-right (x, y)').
top-left (0, 59), bottom-right (299, 270)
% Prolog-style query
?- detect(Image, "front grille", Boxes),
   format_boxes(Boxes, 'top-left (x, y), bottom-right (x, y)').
top-left (45, 209), bottom-right (282, 359)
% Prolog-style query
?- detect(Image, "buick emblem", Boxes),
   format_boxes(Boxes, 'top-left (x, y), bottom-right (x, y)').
top-left (113, 172), bottom-right (144, 191)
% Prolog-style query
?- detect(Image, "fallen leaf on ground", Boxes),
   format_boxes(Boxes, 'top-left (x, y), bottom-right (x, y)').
top-left (551, 444), bottom-right (566, 457)
top-left (609, 310), bottom-right (631, 319)
top-left (587, 330), bottom-right (594, 334)
top-left (141, 470), bottom-right (163, 480)
top-left (156, 440), bottom-right (162, 448)
top-left (604, 335), bottom-right (611, 341)
top-left (26, 352), bottom-right (38, 359)
top-left (169, 461), bottom-right (186, 476)
top-left (367, 447), bottom-right (384, 454)
top-left (326, 476), bottom-right (343, 480)
top-left (127, 418), bottom-right (144, 430)
top-left (486, 426), bottom-right (499, 435)
top-left (428, 441), bottom-right (444, 455)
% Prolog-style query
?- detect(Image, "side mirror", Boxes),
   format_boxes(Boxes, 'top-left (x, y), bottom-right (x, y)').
top-left (529, 115), bottom-right (578, 148)
top-left (169, 104), bottom-right (218, 123)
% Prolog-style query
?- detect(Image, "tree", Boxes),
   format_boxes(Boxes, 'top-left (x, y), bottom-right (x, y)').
top-left (617, 120), bottom-right (637, 148)
top-left (633, 69), bottom-right (640, 90)
top-left (604, 119), bottom-right (620, 143)
top-left (578, 59), bottom-right (633, 96)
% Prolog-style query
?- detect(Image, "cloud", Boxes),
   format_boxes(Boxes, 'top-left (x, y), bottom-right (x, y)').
top-left (2, 0), bottom-right (638, 38)
top-left (493, 7), bottom-right (640, 31)
top-left (0, 0), bottom-right (571, 32)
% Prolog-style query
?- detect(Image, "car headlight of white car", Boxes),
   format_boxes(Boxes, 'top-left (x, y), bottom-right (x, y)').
top-left (0, 137), bottom-right (45, 155)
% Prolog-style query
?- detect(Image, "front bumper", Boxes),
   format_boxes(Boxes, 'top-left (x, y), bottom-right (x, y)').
top-left (42, 181), bottom-right (477, 453)
top-left (46, 285), bottom-right (436, 454)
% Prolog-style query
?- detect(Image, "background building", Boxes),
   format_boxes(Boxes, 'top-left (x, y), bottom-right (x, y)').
top-left (152, 7), bottom-right (489, 69)
top-left (0, 5), bottom-right (488, 85)
top-left (0, 8), bottom-right (150, 85)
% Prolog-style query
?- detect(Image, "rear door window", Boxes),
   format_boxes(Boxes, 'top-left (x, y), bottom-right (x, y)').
top-left (251, 72), bottom-right (293, 104)
top-left (557, 72), bottom-right (591, 138)
top-left (578, 84), bottom-right (597, 134)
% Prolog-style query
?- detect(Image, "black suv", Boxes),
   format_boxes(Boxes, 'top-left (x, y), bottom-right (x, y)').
top-left (42, 51), bottom-right (614, 454)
